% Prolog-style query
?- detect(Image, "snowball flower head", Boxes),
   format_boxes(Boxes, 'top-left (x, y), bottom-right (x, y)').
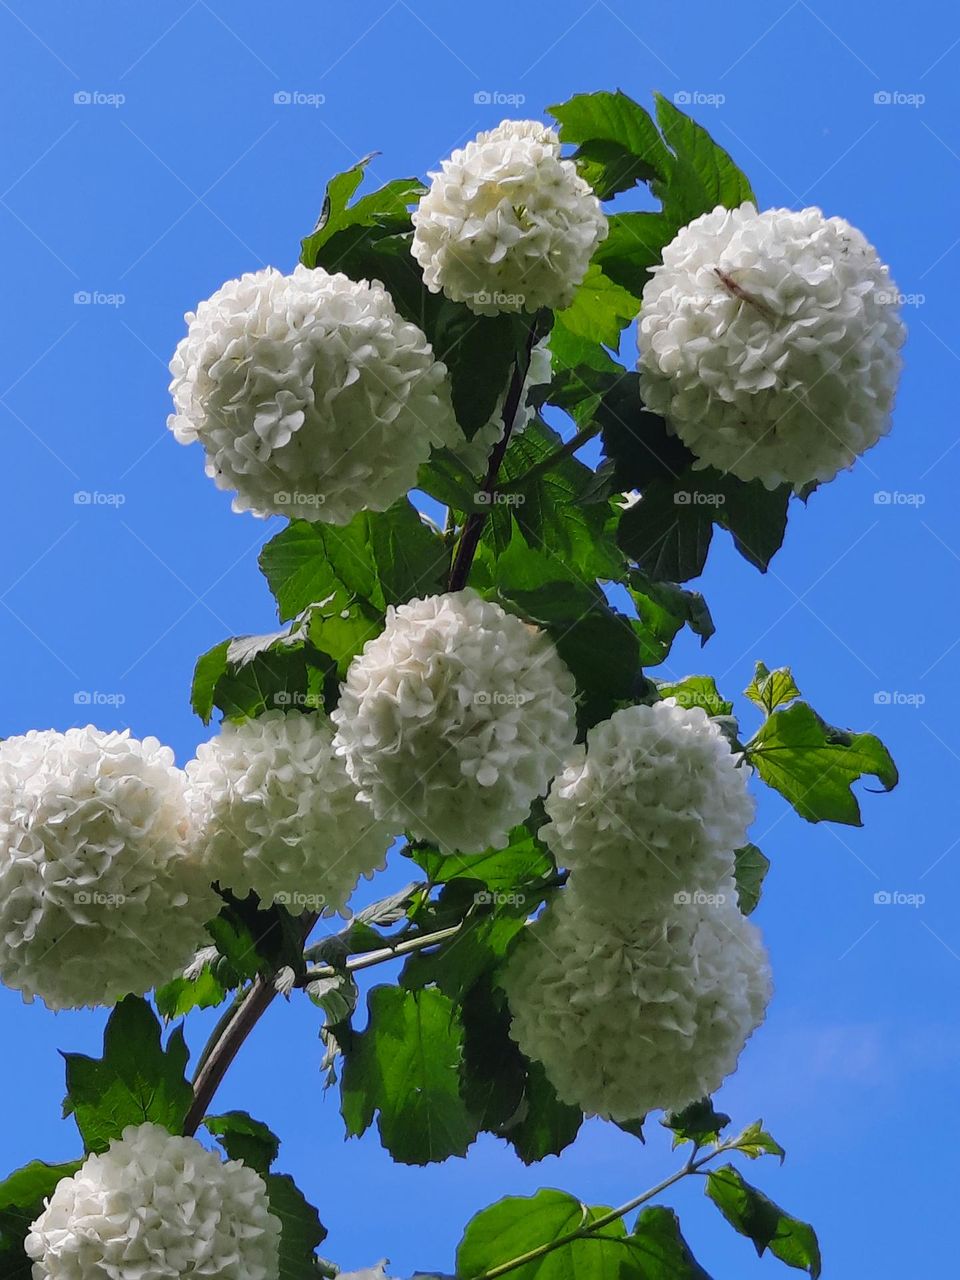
top-left (186, 709), bottom-right (395, 915)
top-left (453, 337), bottom-right (553, 475)
top-left (637, 203), bottom-right (906, 489)
top-left (26, 1122), bottom-right (281, 1280)
top-left (331, 589), bottom-right (577, 853)
top-left (412, 120), bottom-right (608, 315)
top-left (169, 265), bottom-right (461, 523)
top-left (0, 728), bottom-right (216, 1011)
top-left (503, 888), bottom-right (771, 1119)
top-left (541, 699), bottom-right (754, 917)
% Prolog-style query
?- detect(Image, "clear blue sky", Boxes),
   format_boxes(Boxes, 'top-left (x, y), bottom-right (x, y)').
top-left (0, 2), bottom-right (954, 1276)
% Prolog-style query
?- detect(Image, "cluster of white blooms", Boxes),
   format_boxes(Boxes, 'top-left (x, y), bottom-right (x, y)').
top-left (503, 887), bottom-right (771, 1120)
top-left (411, 120), bottom-right (608, 315)
top-left (186, 709), bottom-right (394, 914)
top-left (541, 700), bottom-right (754, 916)
top-left (453, 337), bottom-right (553, 476)
top-left (332, 589), bottom-right (577, 853)
top-left (503, 698), bottom-right (769, 1118)
top-left (0, 728), bottom-right (216, 1011)
top-left (26, 1123), bottom-right (281, 1280)
top-left (168, 265), bottom-right (461, 524)
top-left (637, 202), bottom-right (906, 490)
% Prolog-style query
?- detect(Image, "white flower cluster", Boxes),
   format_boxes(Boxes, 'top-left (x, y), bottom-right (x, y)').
top-left (0, 728), bottom-right (216, 1011)
top-left (412, 120), bottom-right (608, 315)
top-left (502, 888), bottom-right (771, 1120)
top-left (637, 202), bottom-right (906, 490)
top-left (26, 1123), bottom-right (281, 1280)
top-left (505, 699), bottom-right (770, 1118)
top-left (169, 265), bottom-right (461, 524)
top-left (541, 700), bottom-right (754, 917)
top-left (453, 337), bottom-right (553, 476)
top-left (332, 589), bottom-right (577, 853)
top-left (186, 709), bottom-right (394, 914)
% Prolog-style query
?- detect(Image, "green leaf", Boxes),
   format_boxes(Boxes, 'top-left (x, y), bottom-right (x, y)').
top-left (747, 701), bottom-right (898, 825)
top-left (594, 211), bottom-right (680, 296)
top-left (457, 1190), bottom-right (628, 1280)
top-left (631, 1206), bottom-right (714, 1279)
top-left (62, 997), bottom-right (193, 1153)
top-left (555, 264), bottom-right (640, 348)
top-left (549, 90), bottom-right (672, 198)
top-left (459, 977), bottom-right (527, 1132)
top-left (340, 985), bottom-right (477, 1165)
top-left (493, 417), bottom-right (624, 582)
top-left (0, 1159), bottom-right (81, 1272)
top-left (266, 1172), bottom-right (328, 1279)
top-left (208, 891), bottom-right (307, 983)
top-left (712, 473), bottom-right (790, 573)
top-left (259, 517), bottom-right (382, 623)
top-left (705, 1166), bottom-right (821, 1277)
top-left (409, 828), bottom-right (554, 891)
top-left (663, 1098), bottom-right (731, 1149)
top-left (596, 373), bottom-right (695, 492)
top-left (430, 306), bottom-right (517, 437)
top-left (653, 93), bottom-right (755, 222)
top-left (204, 1111), bottom-right (280, 1175)
top-left (403, 903), bottom-right (529, 1004)
top-left (734, 845), bottom-right (770, 916)
top-left (301, 156), bottom-right (423, 266)
top-left (744, 663), bottom-right (801, 714)
top-left (656, 675), bottom-right (732, 717)
top-left (191, 639), bottom-right (230, 724)
top-left (730, 1121), bottom-right (786, 1163)
top-left (628, 572), bottom-right (714, 667)
top-left (617, 474), bottom-right (714, 583)
top-left (155, 964), bottom-right (231, 1020)
top-left (365, 500), bottom-right (450, 604)
top-left (507, 1061), bottom-right (583, 1166)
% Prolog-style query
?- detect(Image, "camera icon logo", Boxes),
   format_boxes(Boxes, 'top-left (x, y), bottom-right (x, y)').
top-left (874, 91), bottom-right (892, 105)
top-left (74, 91), bottom-right (92, 105)
top-left (674, 490), bottom-right (692, 505)
top-left (74, 891), bottom-right (91, 905)
top-left (673, 890), bottom-right (692, 905)
top-left (274, 91), bottom-right (292, 105)
top-left (474, 91), bottom-right (492, 104)
top-left (674, 91), bottom-right (692, 105)
top-left (874, 890), bottom-right (892, 905)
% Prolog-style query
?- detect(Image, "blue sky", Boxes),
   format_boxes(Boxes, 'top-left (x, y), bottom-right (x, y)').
top-left (0, 1), bottom-right (955, 1276)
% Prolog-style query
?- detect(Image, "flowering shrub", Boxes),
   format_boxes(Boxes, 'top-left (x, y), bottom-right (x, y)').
top-left (0, 88), bottom-right (903, 1280)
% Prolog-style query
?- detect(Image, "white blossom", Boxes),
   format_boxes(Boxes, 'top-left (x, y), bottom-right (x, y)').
top-left (168, 265), bottom-right (461, 523)
top-left (186, 710), bottom-right (394, 915)
top-left (637, 202), bottom-right (906, 489)
top-left (412, 120), bottom-right (608, 315)
top-left (0, 728), bottom-right (216, 1011)
top-left (502, 887), bottom-right (771, 1119)
top-left (541, 700), bottom-right (754, 917)
top-left (331, 589), bottom-right (577, 853)
top-left (26, 1123), bottom-right (280, 1280)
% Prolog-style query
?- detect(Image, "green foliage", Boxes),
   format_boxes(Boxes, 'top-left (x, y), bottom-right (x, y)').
top-left (340, 985), bottom-right (478, 1165)
top-left (0, 1160), bottom-right (81, 1276)
top-left (628, 571), bottom-right (714, 665)
top-left (548, 90), bottom-right (672, 199)
top-left (747, 700), bottom-right (898, 825)
top-left (705, 1166), bottom-right (821, 1277)
top-left (631, 1206), bottom-right (713, 1279)
top-left (300, 154), bottom-right (423, 266)
top-left (268, 1173), bottom-right (329, 1279)
top-left (656, 675), bottom-right (732, 717)
top-left (734, 845), bottom-right (770, 916)
top-left (207, 890), bottom-right (307, 983)
top-left (744, 662), bottom-right (802, 715)
top-left (62, 997), bottom-right (193, 1153)
top-left (663, 1098), bottom-right (731, 1150)
top-left (204, 1110), bottom-right (281, 1175)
